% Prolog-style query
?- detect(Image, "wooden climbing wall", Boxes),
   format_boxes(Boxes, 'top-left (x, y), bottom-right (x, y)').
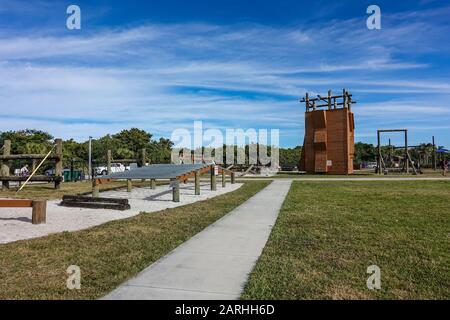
top-left (299, 90), bottom-right (355, 175)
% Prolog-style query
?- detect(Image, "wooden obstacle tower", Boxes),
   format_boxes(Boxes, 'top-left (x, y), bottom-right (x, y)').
top-left (299, 89), bottom-right (356, 174)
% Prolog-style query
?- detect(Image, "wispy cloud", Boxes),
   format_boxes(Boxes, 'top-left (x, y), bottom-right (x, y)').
top-left (0, 4), bottom-right (449, 147)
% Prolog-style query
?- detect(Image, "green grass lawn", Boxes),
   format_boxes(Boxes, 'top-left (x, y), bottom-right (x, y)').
top-left (0, 181), bottom-right (269, 299)
top-left (248, 169), bottom-right (448, 179)
top-left (242, 180), bottom-right (450, 300)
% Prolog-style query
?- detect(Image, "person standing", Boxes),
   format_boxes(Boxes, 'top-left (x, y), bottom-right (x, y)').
top-left (443, 158), bottom-right (449, 176)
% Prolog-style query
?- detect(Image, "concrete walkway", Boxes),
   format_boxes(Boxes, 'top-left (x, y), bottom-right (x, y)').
top-left (104, 180), bottom-right (292, 300)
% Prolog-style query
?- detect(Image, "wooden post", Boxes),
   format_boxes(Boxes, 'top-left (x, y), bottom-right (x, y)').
top-left (107, 150), bottom-right (112, 174)
top-left (210, 165), bottom-right (216, 191)
top-left (127, 179), bottom-right (132, 192)
top-left (405, 130), bottom-right (409, 174)
top-left (432, 136), bottom-right (437, 171)
top-left (305, 92), bottom-right (309, 112)
top-left (140, 148), bottom-right (146, 182)
top-left (342, 89), bottom-right (347, 109)
top-left (1, 139), bottom-right (11, 190)
top-left (172, 179), bottom-right (180, 202)
top-left (222, 170), bottom-right (226, 187)
top-left (327, 90), bottom-right (332, 110)
top-left (32, 200), bottom-right (46, 225)
top-left (231, 172), bottom-right (236, 184)
top-left (195, 170), bottom-right (200, 195)
top-left (55, 139), bottom-right (63, 189)
top-left (92, 179), bottom-right (99, 197)
top-left (377, 130), bottom-right (382, 175)
top-left (150, 179), bottom-right (156, 189)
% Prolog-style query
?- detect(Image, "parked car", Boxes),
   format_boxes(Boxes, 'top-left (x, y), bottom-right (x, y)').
top-left (94, 163), bottom-right (130, 176)
top-left (44, 168), bottom-right (70, 176)
top-left (366, 162), bottom-right (378, 169)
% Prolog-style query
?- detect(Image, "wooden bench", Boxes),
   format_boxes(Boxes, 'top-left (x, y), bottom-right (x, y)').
top-left (0, 199), bottom-right (47, 224)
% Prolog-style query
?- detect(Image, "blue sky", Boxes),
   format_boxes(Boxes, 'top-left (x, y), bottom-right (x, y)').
top-left (0, 0), bottom-right (449, 147)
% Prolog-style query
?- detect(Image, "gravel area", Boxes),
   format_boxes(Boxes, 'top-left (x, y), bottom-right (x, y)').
top-left (0, 182), bottom-right (242, 244)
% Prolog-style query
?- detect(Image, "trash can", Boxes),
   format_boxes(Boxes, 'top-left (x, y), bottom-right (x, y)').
top-left (63, 170), bottom-right (82, 182)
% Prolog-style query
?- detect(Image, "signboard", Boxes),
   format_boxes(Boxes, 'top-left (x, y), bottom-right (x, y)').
top-left (327, 160), bottom-right (333, 167)
top-left (214, 165), bottom-right (219, 176)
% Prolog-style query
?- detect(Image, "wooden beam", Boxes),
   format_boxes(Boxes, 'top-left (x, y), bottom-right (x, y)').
top-left (377, 129), bottom-right (407, 133)
top-left (0, 176), bottom-right (63, 182)
top-left (0, 199), bottom-right (33, 207)
top-left (0, 155), bottom-right (62, 160)
top-left (111, 159), bottom-right (139, 163)
top-left (95, 178), bottom-right (112, 185)
top-left (176, 166), bottom-right (211, 182)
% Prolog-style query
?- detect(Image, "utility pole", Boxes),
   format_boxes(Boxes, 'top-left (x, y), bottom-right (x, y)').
top-left (432, 136), bottom-right (437, 171)
top-left (88, 136), bottom-right (93, 181)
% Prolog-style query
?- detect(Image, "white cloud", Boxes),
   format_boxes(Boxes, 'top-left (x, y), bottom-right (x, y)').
top-left (0, 6), bottom-right (450, 147)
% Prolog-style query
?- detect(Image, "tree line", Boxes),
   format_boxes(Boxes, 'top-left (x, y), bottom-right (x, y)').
top-left (0, 129), bottom-right (443, 171)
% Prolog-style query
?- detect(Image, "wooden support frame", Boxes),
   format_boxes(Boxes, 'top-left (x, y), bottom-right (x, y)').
top-left (0, 139), bottom-right (63, 190)
top-left (377, 129), bottom-right (417, 175)
top-left (301, 89), bottom-right (357, 112)
top-left (0, 199), bottom-right (46, 224)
